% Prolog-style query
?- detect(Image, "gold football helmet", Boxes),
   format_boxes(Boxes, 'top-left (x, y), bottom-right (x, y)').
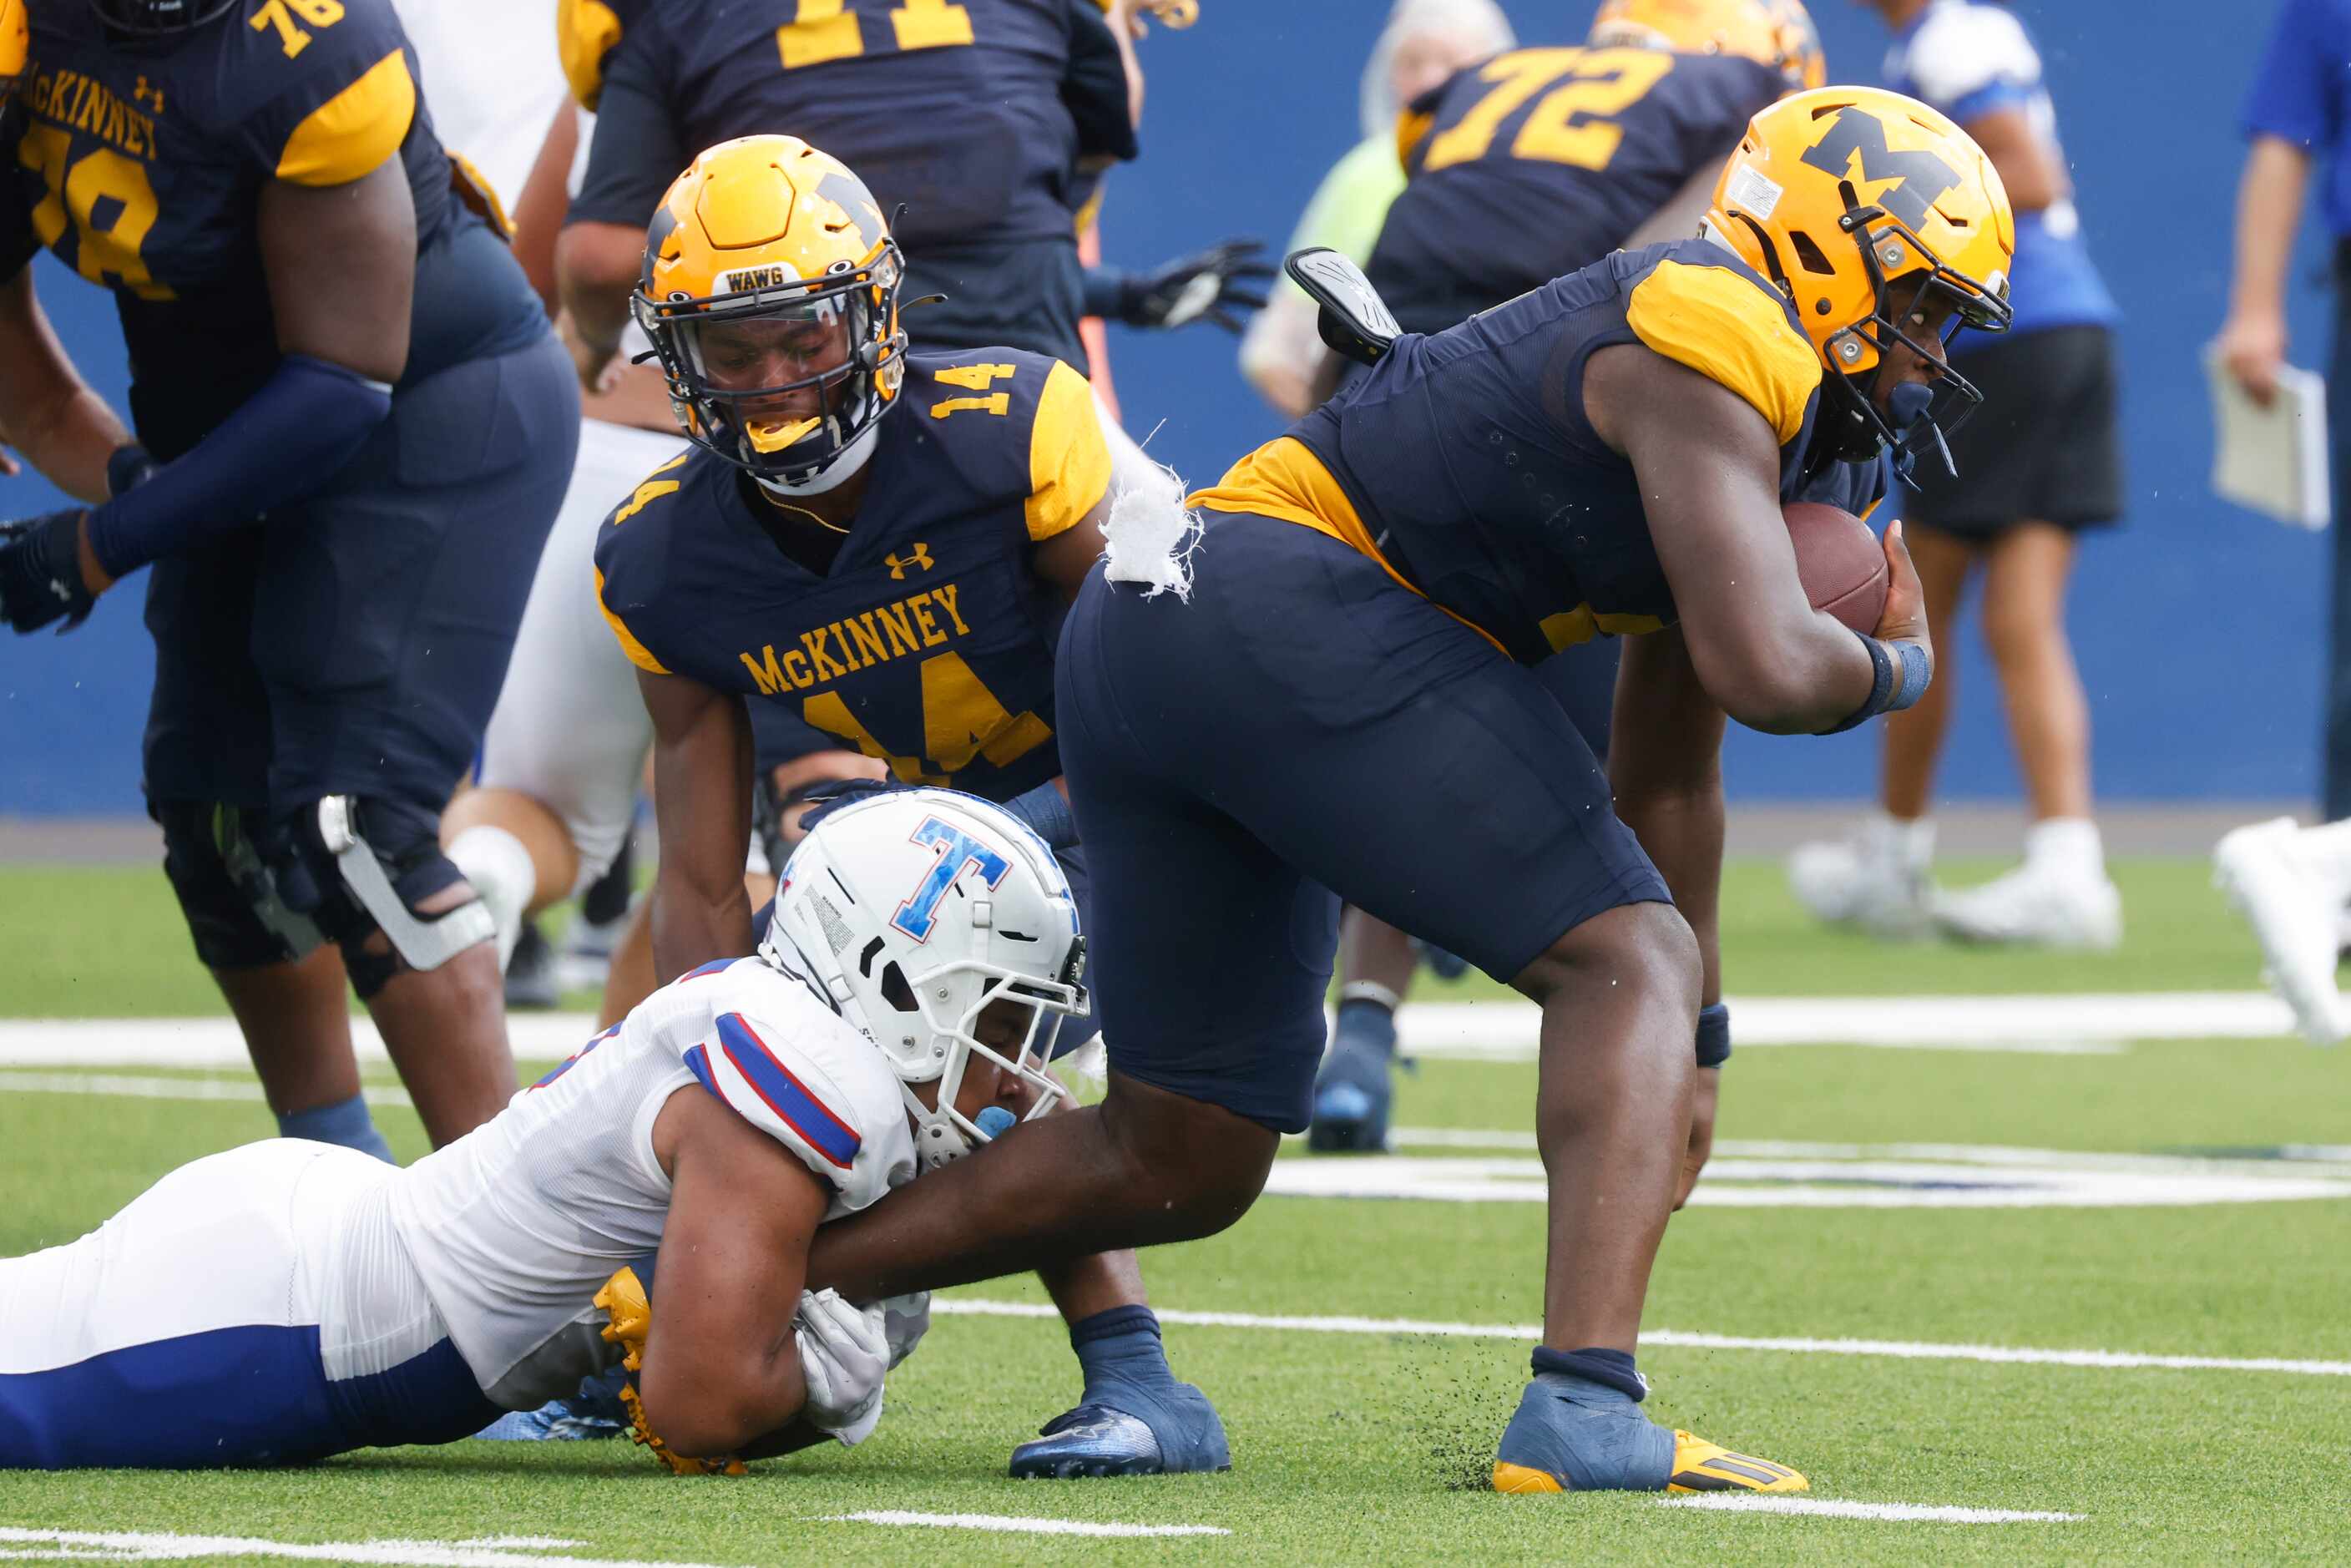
top-left (0, 0), bottom-right (23, 97)
top-left (1705, 85), bottom-right (2014, 468)
top-left (635, 135), bottom-right (908, 484)
top-left (1588, 0), bottom-right (1825, 89)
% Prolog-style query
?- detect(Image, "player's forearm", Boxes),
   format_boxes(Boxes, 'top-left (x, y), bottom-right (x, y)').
top-left (640, 1342), bottom-right (809, 1458)
top-left (2230, 137), bottom-right (2313, 318)
top-left (648, 873), bottom-right (755, 984)
top-left (555, 221), bottom-right (645, 359)
top-left (1691, 614), bottom-right (1879, 735)
top-left (5, 387), bottom-right (129, 506)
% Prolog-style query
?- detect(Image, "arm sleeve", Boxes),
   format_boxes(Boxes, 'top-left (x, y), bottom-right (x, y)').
top-left (1024, 359), bottom-right (1113, 541)
top-left (567, 23), bottom-right (687, 226)
top-left (1060, 1), bottom-right (1139, 163)
top-left (2242, 0), bottom-right (2343, 149)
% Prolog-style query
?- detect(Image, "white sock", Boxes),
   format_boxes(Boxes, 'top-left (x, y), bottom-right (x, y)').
top-left (1864, 810), bottom-right (1935, 869)
top-left (2025, 817), bottom-right (2105, 882)
top-left (446, 823), bottom-right (536, 972)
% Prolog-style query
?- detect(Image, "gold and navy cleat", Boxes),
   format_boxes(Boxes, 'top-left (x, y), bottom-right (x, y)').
top-left (1666, 1429), bottom-right (1808, 1494)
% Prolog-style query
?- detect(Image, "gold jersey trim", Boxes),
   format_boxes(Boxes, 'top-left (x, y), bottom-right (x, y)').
top-left (559, 0), bottom-right (623, 109)
top-left (594, 565), bottom-right (670, 675)
top-left (276, 48), bottom-right (416, 187)
top-left (1624, 257), bottom-right (1821, 446)
top-left (1024, 360), bottom-right (1113, 543)
top-left (1188, 437), bottom-right (1508, 655)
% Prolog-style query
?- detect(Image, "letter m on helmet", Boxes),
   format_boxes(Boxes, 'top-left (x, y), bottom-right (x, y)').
top-left (1797, 106), bottom-right (1961, 230)
top-left (892, 817), bottom-right (1013, 943)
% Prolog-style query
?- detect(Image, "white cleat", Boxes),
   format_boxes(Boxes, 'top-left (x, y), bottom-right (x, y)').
top-left (1786, 835), bottom-right (1933, 939)
top-left (1929, 862), bottom-right (2123, 951)
top-left (2214, 817), bottom-right (2348, 1047)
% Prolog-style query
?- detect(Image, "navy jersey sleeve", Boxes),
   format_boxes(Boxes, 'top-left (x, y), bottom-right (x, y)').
top-left (591, 452), bottom-right (692, 677)
top-left (232, 0), bottom-right (422, 189)
top-left (0, 119), bottom-right (38, 281)
top-left (569, 17), bottom-right (686, 228)
top-left (1062, 2), bottom-right (1138, 164)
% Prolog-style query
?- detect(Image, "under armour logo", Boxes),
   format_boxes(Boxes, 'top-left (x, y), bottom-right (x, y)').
top-left (885, 544), bottom-right (933, 579)
top-left (134, 77), bottom-right (165, 114)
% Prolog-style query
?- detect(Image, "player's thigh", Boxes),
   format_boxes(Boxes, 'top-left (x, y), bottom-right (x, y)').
top-left (1058, 559), bottom-right (1342, 1135)
top-left (255, 334), bottom-right (580, 808)
top-left (475, 417), bottom-right (680, 888)
top-left (1532, 638), bottom-right (1622, 762)
top-left (139, 534), bottom-right (274, 807)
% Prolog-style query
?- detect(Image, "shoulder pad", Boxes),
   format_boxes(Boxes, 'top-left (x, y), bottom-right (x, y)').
top-left (1624, 250), bottom-right (1820, 445)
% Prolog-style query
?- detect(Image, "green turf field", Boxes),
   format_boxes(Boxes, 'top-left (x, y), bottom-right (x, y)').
top-left (3, 856), bottom-right (2347, 1565)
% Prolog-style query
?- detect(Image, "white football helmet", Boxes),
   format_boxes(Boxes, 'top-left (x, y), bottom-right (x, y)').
top-left (760, 788), bottom-right (1087, 1170)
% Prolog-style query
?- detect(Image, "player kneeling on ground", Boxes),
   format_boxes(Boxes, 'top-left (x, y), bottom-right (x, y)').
top-left (0, 791), bottom-right (1076, 1473)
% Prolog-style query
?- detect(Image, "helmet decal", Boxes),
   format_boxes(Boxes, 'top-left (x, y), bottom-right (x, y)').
top-left (891, 817), bottom-right (1014, 944)
top-left (1797, 107), bottom-right (1961, 231)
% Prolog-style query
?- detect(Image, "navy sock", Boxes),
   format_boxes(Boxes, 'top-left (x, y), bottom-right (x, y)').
top-left (1333, 996), bottom-right (1398, 1059)
top-left (1532, 1344), bottom-right (1648, 1402)
top-left (1070, 1305), bottom-right (1174, 1388)
top-left (278, 1092), bottom-right (395, 1164)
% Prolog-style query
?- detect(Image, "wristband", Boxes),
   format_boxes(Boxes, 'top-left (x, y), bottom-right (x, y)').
top-left (1696, 1002), bottom-right (1731, 1069)
top-left (1819, 632), bottom-right (1931, 734)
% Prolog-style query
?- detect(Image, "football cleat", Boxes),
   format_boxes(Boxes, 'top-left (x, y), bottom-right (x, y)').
top-left (503, 922), bottom-right (563, 1010)
top-left (1786, 832), bottom-right (1933, 939)
top-left (1010, 1382), bottom-right (1231, 1479)
top-left (1307, 1034), bottom-right (1394, 1153)
top-left (2216, 817), bottom-right (2348, 1046)
top-left (473, 1364), bottom-right (630, 1442)
top-left (1663, 1430), bottom-right (1809, 1494)
top-left (1929, 863), bottom-right (2121, 950)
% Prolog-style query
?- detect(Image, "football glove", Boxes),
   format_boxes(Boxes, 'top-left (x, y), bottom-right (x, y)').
top-left (1115, 239), bottom-right (1272, 333)
top-left (0, 509), bottom-right (94, 635)
top-left (796, 1287), bottom-right (891, 1445)
top-left (881, 1290), bottom-right (932, 1370)
top-left (593, 1266), bottom-right (747, 1476)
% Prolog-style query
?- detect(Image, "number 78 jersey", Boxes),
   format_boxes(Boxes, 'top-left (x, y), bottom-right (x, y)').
top-left (1368, 45), bottom-right (1787, 336)
top-left (594, 351), bottom-right (1110, 799)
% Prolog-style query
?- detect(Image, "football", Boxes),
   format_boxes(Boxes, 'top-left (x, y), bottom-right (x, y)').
top-left (1783, 501), bottom-right (1889, 635)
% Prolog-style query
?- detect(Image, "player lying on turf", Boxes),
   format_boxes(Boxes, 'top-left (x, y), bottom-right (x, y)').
top-left (796, 86), bottom-right (2015, 1495)
top-left (0, 791), bottom-right (1082, 1473)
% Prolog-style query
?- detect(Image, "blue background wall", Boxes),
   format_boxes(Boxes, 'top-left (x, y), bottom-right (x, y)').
top-left (0, 0), bottom-right (2324, 813)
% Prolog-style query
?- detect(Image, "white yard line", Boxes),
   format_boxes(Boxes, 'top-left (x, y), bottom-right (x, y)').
top-left (0, 1072), bottom-right (412, 1109)
top-left (1659, 1497), bottom-right (2081, 1524)
top-left (931, 1299), bottom-right (2351, 1377)
top-left (0, 990), bottom-right (2303, 1070)
top-left (0, 1530), bottom-right (741, 1568)
top-left (822, 1513), bottom-right (1227, 1539)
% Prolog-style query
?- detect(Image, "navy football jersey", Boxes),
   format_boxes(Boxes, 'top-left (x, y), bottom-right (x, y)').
top-left (594, 350), bottom-right (1111, 800)
top-left (1366, 46), bottom-right (1784, 336)
top-left (568, 0), bottom-right (1135, 367)
top-left (0, 0), bottom-right (545, 458)
top-left (1191, 238), bottom-right (1886, 667)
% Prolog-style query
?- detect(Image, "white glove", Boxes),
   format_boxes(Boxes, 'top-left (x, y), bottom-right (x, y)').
top-left (881, 1291), bottom-right (931, 1370)
top-left (794, 1287), bottom-right (890, 1441)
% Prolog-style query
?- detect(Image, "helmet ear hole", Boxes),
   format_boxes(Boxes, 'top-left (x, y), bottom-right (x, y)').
top-left (1787, 231), bottom-right (1838, 276)
top-left (879, 961), bottom-right (918, 1014)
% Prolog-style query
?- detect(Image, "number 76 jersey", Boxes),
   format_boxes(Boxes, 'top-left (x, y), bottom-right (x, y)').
top-left (594, 351), bottom-right (1110, 799)
top-left (1368, 45), bottom-right (1787, 336)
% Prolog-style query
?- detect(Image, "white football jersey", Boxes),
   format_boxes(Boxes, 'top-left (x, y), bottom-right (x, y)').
top-left (389, 959), bottom-right (915, 1409)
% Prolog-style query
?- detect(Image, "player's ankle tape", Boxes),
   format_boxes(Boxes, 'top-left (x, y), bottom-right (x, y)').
top-left (1069, 1304), bottom-right (1162, 1349)
top-left (1532, 1345), bottom-right (1647, 1402)
top-left (1696, 1002), bottom-right (1731, 1069)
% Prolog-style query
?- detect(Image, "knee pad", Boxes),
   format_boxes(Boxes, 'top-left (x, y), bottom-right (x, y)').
top-left (266, 796), bottom-right (496, 999)
top-left (154, 801), bottom-right (326, 970)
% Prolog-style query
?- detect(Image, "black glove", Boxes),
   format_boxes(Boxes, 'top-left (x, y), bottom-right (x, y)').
top-left (0, 509), bottom-right (95, 634)
top-left (1113, 238), bottom-right (1272, 333)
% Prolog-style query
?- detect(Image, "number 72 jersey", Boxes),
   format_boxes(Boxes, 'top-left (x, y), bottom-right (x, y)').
top-left (1367, 45), bottom-right (1788, 336)
top-left (593, 351), bottom-right (1110, 799)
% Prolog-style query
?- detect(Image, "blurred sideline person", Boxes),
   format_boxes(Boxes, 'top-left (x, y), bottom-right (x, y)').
top-left (419, 8), bottom-right (685, 1013)
top-left (589, 136), bottom-right (1228, 1479)
top-left (0, 0), bottom-right (575, 1158)
top-left (1313, 0), bottom-right (1825, 1151)
top-left (1789, 0), bottom-right (2124, 948)
top-left (1238, 0), bottom-right (1514, 420)
top-left (800, 88), bottom-right (2015, 1494)
top-left (2217, 0), bottom-right (2351, 827)
top-left (0, 791), bottom-right (1076, 1475)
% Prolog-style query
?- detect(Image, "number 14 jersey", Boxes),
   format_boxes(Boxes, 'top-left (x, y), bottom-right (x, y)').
top-left (593, 351), bottom-right (1110, 799)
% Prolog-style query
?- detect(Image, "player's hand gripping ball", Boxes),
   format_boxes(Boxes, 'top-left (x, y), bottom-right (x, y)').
top-left (1782, 502), bottom-right (1889, 635)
